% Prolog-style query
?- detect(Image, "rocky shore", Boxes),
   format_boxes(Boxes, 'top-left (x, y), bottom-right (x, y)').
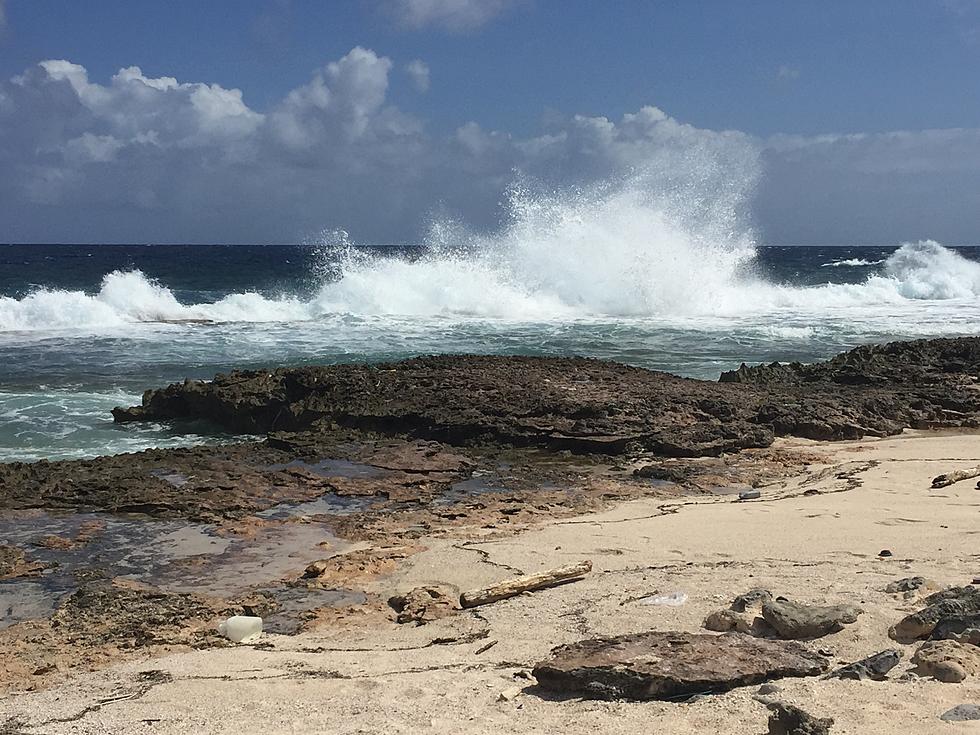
top-left (1, 337), bottom-right (980, 733)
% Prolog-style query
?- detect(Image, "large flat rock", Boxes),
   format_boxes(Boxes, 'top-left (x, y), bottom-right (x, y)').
top-left (112, 338), bottom-right (980, 456)
top-left (532, 631), bottom-right (829, 700)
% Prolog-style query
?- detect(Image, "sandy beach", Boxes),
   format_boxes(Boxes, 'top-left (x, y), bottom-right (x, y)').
top-left (2, 429), bottom-right (978, 733)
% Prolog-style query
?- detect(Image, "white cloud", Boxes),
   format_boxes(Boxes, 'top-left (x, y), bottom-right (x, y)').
top-left (1, 47), bottom-right (978, 246)
top-left (383, 0), bottom-right (516, 31)
top-left (405, 59), bottom-right (430, 92)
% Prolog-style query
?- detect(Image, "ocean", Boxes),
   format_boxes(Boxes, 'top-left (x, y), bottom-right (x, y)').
top-left (2, 235), bottom-right (980, 463)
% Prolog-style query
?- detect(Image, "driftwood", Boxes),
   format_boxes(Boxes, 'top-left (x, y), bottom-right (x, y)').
top-left (460, 561), bottom-right (592, 608)
top-left (931, 466), bottom-right (980, 488)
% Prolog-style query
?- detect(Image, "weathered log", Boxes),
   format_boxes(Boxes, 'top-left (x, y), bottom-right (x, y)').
top-left (460, 561), bottom-right (592, 608)
top-left (932, 466), bottom-right (980, 488)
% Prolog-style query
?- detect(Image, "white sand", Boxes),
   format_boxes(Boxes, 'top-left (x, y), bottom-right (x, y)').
top-left (2, 431), bottom-right (979, 733)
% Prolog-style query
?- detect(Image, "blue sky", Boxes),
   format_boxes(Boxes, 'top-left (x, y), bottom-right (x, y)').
top-left (1, 0), bottom-right (980, 244)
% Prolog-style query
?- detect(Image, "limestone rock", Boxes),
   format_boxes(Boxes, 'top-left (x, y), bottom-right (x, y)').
top-left (388, 585), bottom-right (460, 625)
top-left (911, 640), bottom-right (980, 683)
top-left (762, 599), bottom-right (862, 640)
top-left (766, 701), bottom-right (834, 735)
top-left (825, 649), bottom-right (902, 681)
top-left (889, 586), bottom-right (980, 642)
top-left (531, 631), bottom-right (829, 700)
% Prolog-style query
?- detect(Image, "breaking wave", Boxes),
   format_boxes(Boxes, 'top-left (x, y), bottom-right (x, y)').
top-left (1, 178), bottom-right (979, 332)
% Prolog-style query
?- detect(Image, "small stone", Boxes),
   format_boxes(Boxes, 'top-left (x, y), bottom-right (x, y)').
top-left (940, 704), bottom-right (980, 722)
top-left (497, 687), bottom-right (522, 702)
top-left (757, 683), bottom-right (781, 695)
top-left (878, 549), bottom-right (893, 557)
top-left (738, 489), bottom-right (762, 501)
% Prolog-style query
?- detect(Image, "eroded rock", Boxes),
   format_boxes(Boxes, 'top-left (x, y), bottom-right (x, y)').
top-left (930, 614), bottom-right (980, 646)
top-left (911, 640), bottom-right (980, 683)
top-left (388, 585), bottom-right (460, 625)
top-left (940, 704), bottom-right (980, 722)
top-left (762, 599), bottom-right (862, 640)
top-left (531, 631), bottom-right (829, 700)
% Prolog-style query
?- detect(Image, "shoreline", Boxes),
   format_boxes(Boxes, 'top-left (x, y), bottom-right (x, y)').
top-left (2, 337), bottom-right (980, 731)
top-left (1, 430), bottom-right (978, 732)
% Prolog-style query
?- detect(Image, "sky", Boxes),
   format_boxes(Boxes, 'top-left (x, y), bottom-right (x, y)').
top-left (1, 0), bottom-right (979, 245)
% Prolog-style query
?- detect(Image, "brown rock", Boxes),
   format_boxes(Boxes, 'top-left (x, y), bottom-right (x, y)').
top-left (911, 640), bottom-right (980, 683)
top-left (531, 631), bottom-right (829, 700)
top-left (388, 585), bottom-right (460, 625)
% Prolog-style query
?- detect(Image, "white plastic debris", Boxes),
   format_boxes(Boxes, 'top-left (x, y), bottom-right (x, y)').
top-left (218, 615), bottom-right (263, 643)
top-left (639, 591), bottom-right (688, 607)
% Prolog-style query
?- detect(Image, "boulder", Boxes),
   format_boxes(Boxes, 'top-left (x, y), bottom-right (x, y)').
top-left (911, 640), bottom-right (980, 683)
top-left (889, 586), bottom-right (980, 642)
top-left (766, 701), bottom-right (834, 735)
top-left (825, 649), bottom-right (902, 681)
top-left (531, 631), bottom-right (829, 700)
top-left (762, 599), bottom-right (862, 640)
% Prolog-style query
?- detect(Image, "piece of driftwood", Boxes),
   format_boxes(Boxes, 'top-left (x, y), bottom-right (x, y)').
top-left (932, 466), bottom-right (980, 488)
top-left (460, 561), bottom-right (592, 608)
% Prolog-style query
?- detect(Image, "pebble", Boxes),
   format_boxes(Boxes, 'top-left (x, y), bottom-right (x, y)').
top-left (738, 489), bottom-right (761, 501)
top-left (757, 683), bottom-right (781, 695)
top-left (940, 704), bottom-right (980, 722)
top-left (878, 549), bottom-right (893, 557)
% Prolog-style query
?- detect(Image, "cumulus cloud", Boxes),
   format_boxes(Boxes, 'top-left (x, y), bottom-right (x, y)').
top-left (0, 47), bottom-right (978, 245)
top-left (383, 0), bottom-right (517, 31)
top-left (405, 59), bottom-right (430, 92)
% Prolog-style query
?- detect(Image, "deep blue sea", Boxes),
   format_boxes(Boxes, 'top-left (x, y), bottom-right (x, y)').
top-left (2, 240), bottom-right (979, 461)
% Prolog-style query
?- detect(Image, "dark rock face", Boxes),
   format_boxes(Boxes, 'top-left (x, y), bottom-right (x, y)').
top-left (112, 338), bottom-right (980, 457)
top-left (930, 614), bottom-right (980, 646)
top-left (531, 631), bottom-right (829, 700)
top-left (889, 586), bottom-right (980, 642)
top-left (825, 649), bottom-right (902, 681)
top-left (766, 701), bottom-right (834, 735)
top-left (762, 599), bottom-right (862, 640)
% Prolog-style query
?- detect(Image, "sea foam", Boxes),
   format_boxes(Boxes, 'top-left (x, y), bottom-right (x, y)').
top-left (1, 178), bottom-right (979, 332)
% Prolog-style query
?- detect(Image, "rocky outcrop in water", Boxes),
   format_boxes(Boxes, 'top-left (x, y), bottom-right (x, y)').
top-left (112, 338), bottom-right (980, 456)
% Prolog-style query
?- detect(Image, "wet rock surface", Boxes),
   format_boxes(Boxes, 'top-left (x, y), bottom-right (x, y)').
top-left (114, 338), bottom-right (980, 453)
top-left (531, 631), bottom-right (829, 700)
